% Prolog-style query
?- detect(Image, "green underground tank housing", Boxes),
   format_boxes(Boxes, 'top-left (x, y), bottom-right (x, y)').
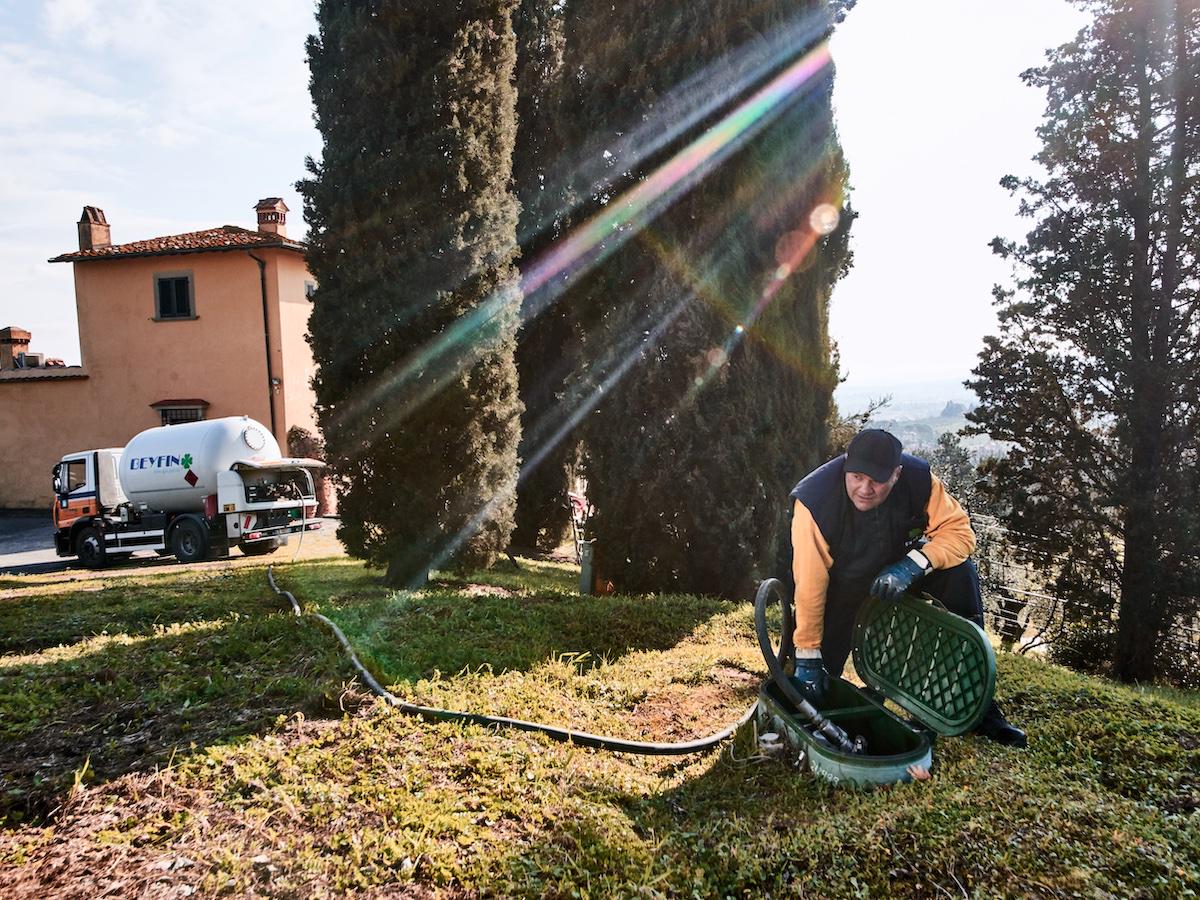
top-left (756, 585), bottom-right (996, 787)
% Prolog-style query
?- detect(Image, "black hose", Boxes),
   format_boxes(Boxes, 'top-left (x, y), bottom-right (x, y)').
top-left (753, 578), bottom-right (861, 754)
top-left (267, 566), bottom-right (756, 756)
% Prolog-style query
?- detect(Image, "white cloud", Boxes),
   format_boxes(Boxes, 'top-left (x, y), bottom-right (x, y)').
top-left (39, 0), bottom-right (316, 141)
top-left (0, 42), bottom-right (147, 129)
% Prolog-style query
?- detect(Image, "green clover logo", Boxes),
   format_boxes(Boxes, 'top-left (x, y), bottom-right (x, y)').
top-left (181, 453), bottom-right (193, 469)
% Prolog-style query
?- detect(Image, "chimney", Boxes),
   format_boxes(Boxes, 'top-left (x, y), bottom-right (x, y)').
top-left (77, 206), bottom-right (110, 251)
top-left (0, 326), bottom-right (32, 371)
top-left (255, 197), bottom-right (289, 237)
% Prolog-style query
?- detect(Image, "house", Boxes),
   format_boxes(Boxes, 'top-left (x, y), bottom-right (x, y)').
top-left (0, 199), bottom-right (321, 509)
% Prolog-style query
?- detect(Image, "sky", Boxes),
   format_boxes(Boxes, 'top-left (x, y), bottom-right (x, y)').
top-left (828, 0), bottom-right (1088, 407)
top-left (0, 0), bottom-right (1088, 406)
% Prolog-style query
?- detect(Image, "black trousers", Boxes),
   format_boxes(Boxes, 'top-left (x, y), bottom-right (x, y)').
top-left (820, 559), bottom-right (984, 677)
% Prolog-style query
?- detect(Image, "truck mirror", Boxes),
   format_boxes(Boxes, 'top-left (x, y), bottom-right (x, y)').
top-left (52, 464), bottom-right (63, 495)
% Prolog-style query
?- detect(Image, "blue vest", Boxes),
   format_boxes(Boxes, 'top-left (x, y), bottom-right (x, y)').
top-left (789, 453), bottom-right (933, 600)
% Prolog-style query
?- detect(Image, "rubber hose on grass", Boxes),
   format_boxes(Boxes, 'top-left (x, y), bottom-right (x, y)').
top-left (754, 577), bottom-right (862, 754)
top-left (267, 566), bottom-right (757, 756)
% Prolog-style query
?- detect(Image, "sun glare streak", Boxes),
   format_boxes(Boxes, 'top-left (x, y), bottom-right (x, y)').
top-left (332, 283), bottom-right (519, 446)
top-left (682, 205), bottom-right (830, 406)
top-left (328, 38), bottom-right (834, 445)
top-left (520, 41), bottom-right (834, 308)
top-left (632, 107), bottom-right (838, 350)
top-left (635, 227), bottom-right (731, 317)
top-left (517, 8), bottom-right (831, 249)
top-left (515, 294), bottom-right (693, 488)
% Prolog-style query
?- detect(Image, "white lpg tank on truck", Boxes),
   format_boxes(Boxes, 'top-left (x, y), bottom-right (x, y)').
top-left (51, 416), bottom-right (325, 568)
top-left (120, 417), bottom-right (281, 510)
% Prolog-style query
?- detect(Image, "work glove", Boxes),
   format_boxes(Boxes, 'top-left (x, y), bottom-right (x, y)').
top-left (870, 550), bottom-right (933, 602)
top-left (789, 653), bottom-right (830, 706)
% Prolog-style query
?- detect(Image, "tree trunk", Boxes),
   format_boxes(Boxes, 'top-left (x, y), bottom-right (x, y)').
top-left (1115, 16), bottom-right (1169, 683)
top-left (1117, 498), bottom-right (1164, 681)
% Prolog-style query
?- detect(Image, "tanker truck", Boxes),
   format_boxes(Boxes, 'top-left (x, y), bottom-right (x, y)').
top-left (51, 416), bottom-right (324, 568)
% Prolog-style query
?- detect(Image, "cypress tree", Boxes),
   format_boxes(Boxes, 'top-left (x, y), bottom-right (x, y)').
top-left (511, 0), bottom-right (578, 552)
top-left (301, 0), bottom-right (523, 586)
top-left (543, 1), bottom-right (850, 597)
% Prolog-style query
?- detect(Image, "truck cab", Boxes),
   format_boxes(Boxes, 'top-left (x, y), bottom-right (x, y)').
top-left (51, 449), bottom-right (125, 558)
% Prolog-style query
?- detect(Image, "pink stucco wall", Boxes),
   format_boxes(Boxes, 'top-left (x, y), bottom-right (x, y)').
top-left (273, 252), bottom-right (320, 441)
top-left (0, 375), bottom-right (97, 508)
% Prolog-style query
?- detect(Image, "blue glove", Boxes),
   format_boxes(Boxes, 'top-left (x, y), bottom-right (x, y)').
top-left (790, 654), bottom-right (830, 706)
top-left (870, 551), bottom-right (931, 602)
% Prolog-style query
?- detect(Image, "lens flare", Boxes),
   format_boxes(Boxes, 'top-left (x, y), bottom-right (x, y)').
top-left (329, 38), bottom-right (834, 451)
top-left (809, 202), bottom-right (840, 235)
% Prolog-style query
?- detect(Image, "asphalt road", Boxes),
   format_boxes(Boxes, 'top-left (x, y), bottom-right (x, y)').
top-left (0, 512), bottom-right (54, 566)
top-left (0, 511), bottom-right (345, 576)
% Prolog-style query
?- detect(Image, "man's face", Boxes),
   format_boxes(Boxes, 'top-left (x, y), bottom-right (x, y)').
top-left (844, 466), bottom-right (902, 512)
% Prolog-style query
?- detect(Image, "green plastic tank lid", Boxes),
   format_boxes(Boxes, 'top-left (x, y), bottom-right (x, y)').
top-left (851, 594), bottom-right (996, 736)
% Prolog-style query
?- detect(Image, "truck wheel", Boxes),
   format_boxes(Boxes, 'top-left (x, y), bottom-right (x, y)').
top-left (75, 526), bottom-right (107, 569)
top-left (170, 519), bottom-right (209, 563)
top-left (238, 538), bottom-right (280, 557)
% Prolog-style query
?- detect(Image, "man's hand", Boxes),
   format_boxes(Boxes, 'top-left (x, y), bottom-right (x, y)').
top-left (790, 655), bottom-right (830, 706)
top-left (870, 550), bottom-right (932, 602)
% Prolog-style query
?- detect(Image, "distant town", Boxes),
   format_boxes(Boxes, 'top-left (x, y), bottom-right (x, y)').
top-left (835, 378), bottom-right (1008, 459)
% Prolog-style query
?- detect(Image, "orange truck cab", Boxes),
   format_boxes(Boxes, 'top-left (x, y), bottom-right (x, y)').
top-left (53, 450), bottom-right (130, 563)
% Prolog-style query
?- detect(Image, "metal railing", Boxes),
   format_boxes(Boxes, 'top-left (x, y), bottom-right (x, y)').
top-left (972, 514), bottom-right (1199, 682)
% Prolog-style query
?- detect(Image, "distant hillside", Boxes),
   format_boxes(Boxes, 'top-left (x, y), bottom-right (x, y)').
top-left (835, 379), bottom-right (1009, 460)
top-left (834, 376), bottom-right (975, 417)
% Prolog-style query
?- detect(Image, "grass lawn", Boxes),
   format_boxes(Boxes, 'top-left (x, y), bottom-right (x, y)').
top-left (0, 556), bottom-right (1196, 897)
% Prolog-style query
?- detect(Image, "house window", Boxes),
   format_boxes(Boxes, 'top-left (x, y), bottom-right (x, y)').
top-left (159, 406), bottom-right (206, 426)
top-left (305, 280), bottom-right (317, 300)
top-left (151, 398), bottom-right (209, 426)
top-left (155, 273), bottom-right (194, 319)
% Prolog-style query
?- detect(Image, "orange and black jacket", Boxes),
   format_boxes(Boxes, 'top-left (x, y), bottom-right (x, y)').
top-left (788, 453), bottom-right (975, 651)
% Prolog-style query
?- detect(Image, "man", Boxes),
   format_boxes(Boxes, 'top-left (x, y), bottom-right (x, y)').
top-left (788, 428), bottom-right (1027, 748)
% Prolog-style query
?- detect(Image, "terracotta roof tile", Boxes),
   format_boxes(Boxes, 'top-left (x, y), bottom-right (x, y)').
top-left (49, 225), bottom-right (305, 263)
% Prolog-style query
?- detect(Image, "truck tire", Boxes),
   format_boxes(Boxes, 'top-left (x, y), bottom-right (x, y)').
top-left (75, 526), bottom-right (107, 569)
top-left (170, 519), bottom-right (209, 564)
top-left (238, 538), bottom-right (281, 557)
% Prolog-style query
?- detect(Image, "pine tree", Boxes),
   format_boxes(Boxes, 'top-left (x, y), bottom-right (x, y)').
top-left (300, 0), bottom-right (523, 586)
top-left (969, 0), bottom-right (1200, 682)
top-left (926, 432), bottom-right (979, 514)
top-left (542, 0), bottom-right (850, 597)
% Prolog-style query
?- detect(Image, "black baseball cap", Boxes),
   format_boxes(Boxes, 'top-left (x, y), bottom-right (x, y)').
top-left (844, 429), bottom-right (902, 483)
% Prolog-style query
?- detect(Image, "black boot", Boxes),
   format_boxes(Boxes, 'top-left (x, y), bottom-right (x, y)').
top-left (975, 701), bottom-right (1027, 748)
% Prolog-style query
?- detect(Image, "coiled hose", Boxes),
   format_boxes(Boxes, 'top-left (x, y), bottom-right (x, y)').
top-left (267, 566), bottom-right (757, 756)
top-left (754, 578), bottom-right (861, 754)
